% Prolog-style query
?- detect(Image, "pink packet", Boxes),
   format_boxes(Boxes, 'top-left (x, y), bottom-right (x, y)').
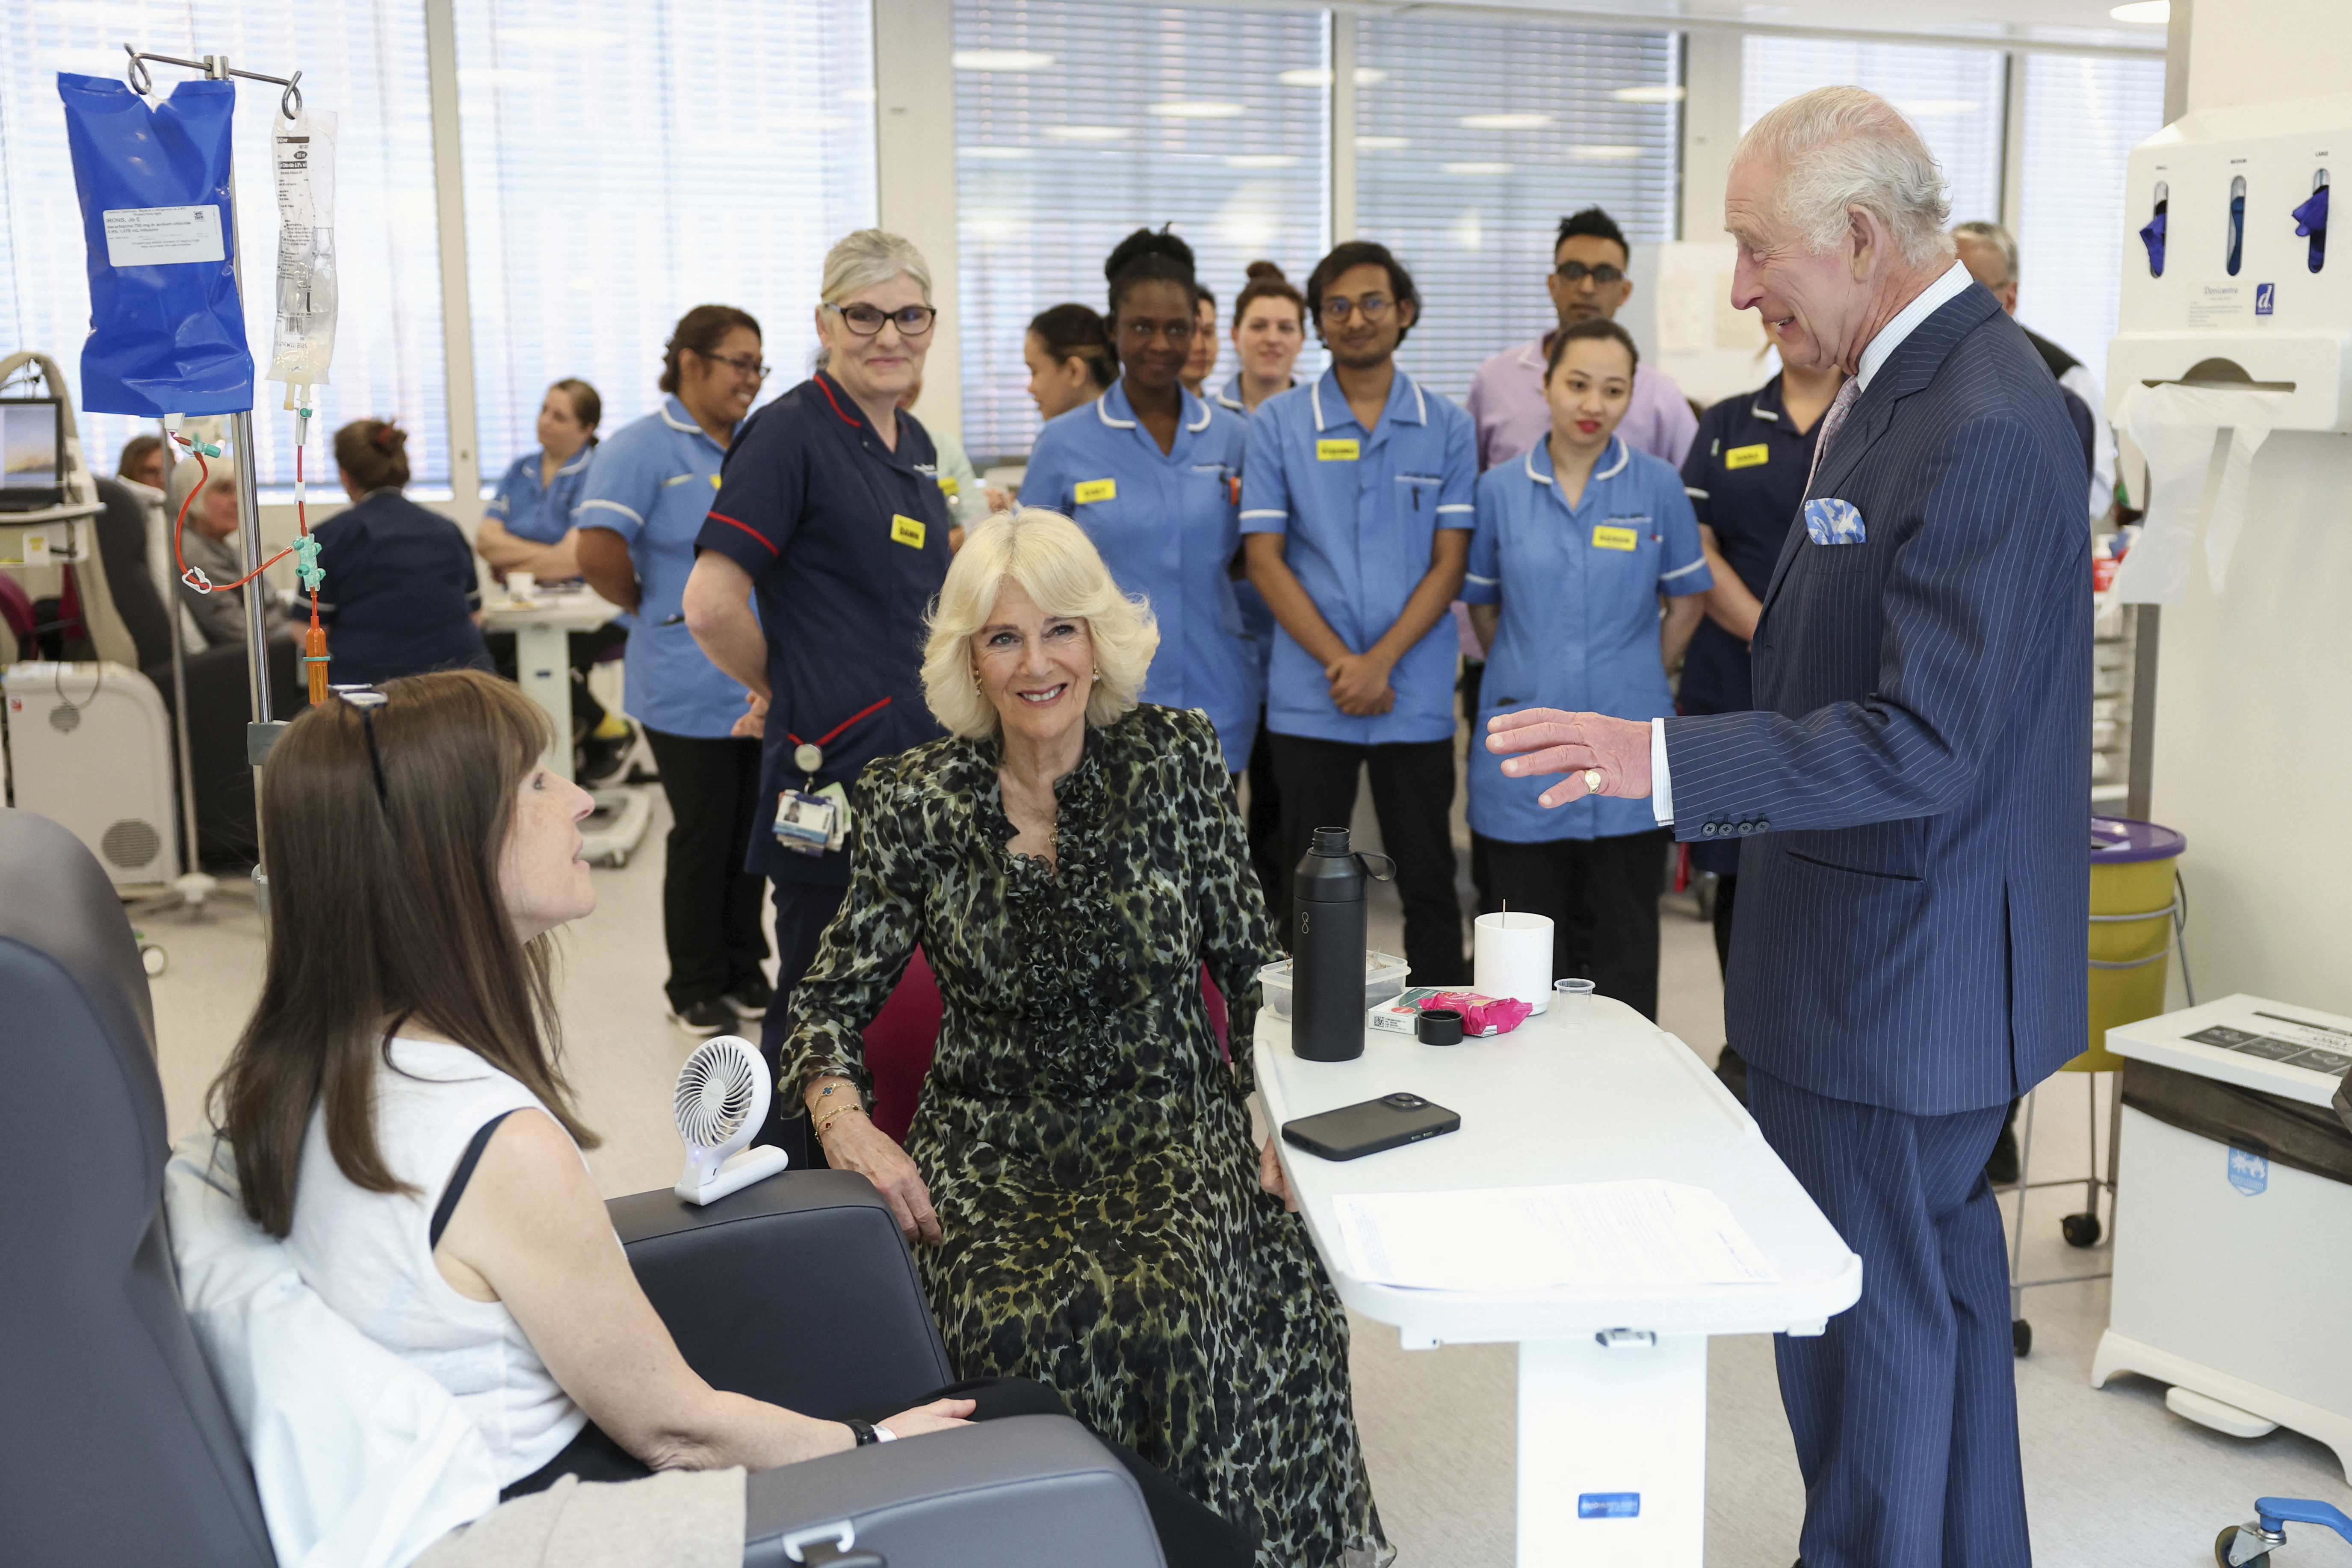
top-left (1420, 989), bottom-right (1534, 1037)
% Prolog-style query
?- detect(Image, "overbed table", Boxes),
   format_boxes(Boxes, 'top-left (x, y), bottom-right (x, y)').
top-left (479, 588), bottom-right (650, 865)
top-left (1254, 996), bottom-right (1861, 1565)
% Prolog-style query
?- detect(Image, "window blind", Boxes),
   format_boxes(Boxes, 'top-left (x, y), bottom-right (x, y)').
top-left (0, 1), bottom-right (446, 487)
top-left (953, 1), bottom-right (1330, 463)
top-left (1741, 36), bottom-right (2007, 241)
top-left (2017, 52), bottom-right (2165, 395)
top-left (1353, 16), bottom-right (1679, 405)
top-left (455, 0), bottom-right (876, 491)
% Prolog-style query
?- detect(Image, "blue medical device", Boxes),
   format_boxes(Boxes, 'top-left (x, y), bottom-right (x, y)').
top-left (2216, 1496), bottom-right (2352, 1566)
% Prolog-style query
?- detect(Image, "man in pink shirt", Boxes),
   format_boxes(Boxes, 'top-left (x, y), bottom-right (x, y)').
top-left (1465, 207), bottom-right (1699, 472)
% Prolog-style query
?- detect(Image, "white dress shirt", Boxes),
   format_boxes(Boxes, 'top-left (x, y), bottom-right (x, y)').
top-left (1648, 260), bottom-right (1974, 824)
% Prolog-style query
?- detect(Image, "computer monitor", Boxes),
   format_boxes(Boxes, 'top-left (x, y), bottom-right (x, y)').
top-left (0, 399), bottom-right (64, 513)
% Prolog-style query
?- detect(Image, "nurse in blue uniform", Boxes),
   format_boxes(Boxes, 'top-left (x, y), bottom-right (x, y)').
top-left (680, 229), bottom-right (954, 1134)
top-left (1463, 319), bottom-right (1710, 1020)
top-left (314, 419), bottom-right (492, 685)
top-left (1020, 228), bottom-right (1257, 774)
top-left (575, 306), bottom-right (773, 1036)
top-left (477, 378), bottom-right (600, 582)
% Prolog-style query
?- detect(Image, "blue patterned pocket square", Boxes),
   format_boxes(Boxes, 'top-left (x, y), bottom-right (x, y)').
top-left (1803, 497), bottom-right (1867, 545)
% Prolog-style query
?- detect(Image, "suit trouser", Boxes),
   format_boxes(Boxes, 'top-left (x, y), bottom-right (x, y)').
top-left (1268, 732), bottom-right (1466, 987)
top-left (1745, 1063), bottom-right (2030, 1568)
top-left (639, 727), bottom-right (769, 1010)
top-left (1474, 826), bottom-right (1670, 1020)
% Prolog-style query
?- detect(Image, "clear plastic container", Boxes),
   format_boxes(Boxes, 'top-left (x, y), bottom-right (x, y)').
top-left (1259, 951), bottom-right (1409, 1021)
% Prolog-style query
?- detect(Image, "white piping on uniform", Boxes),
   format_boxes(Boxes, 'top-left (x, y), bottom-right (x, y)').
top-left (1595, 437), bottom-right (1630, 480)
top-left (555, 447), bottom-right (594, 475)
top-left (1095, 395), bottom-right (1137, 431)
top-left (657, 399), bottom-right (699, 435)
top-left (1465, 571), bottom-right (1499, 585)
top-left (1436, 503), bottom-right (1473, 514)
top-left (1750, 403), bottom-right (1779, 422)
top-left (1685, 486), bottom-right (1710, 500)
top-left (1184, 392), bottom-right (1212, 434)
top-left (576, 498), bottom-right (645, 527)
top-left (1660, 558), bottom-right (1708, 581)
top-left (1239, 508), bottom-right (1288, 520)
top-left (1311, 375), bottom-right (1328, 432)
top-left (1523, 448), bottom-right (1551, 485)
top-left (1408, 375), bottom-right (1427, 425)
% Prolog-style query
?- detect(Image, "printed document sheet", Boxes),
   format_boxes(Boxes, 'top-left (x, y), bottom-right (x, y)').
top-left (1332, 1181), bottom-right (1780, 1292)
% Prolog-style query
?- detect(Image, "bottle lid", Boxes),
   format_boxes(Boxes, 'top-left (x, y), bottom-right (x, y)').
top-left (1417, 1008), bottom-right (1464, 1046)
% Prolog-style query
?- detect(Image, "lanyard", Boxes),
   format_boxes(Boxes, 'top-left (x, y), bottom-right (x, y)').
top-left (786, 694), bottom-right (892, 777)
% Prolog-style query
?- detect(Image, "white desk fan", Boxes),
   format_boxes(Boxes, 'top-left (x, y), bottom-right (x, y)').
top-left (673, 1035), bottom-right (790, 1204)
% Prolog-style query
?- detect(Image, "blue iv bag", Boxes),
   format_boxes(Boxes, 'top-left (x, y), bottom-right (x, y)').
top-left (58, 73), bottom-right (254, 416)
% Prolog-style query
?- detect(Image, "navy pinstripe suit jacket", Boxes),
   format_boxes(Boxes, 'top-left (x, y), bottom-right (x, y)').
top-left (1664, 284), bottom-right (2090, 1116)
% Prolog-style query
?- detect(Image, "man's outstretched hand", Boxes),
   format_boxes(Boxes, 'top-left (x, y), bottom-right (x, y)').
top-left (1484, 709), bottom-right (1655, 809)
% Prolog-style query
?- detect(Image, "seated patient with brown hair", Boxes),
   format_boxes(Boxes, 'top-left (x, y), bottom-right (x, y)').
top-left (312, 418), bottom-right (494, 685)
top-left (207, 669), bottom-right (1249, 1564)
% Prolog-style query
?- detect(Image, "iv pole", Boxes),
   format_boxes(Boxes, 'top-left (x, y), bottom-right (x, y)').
top-left (124, 46), bottom-right (304, 914)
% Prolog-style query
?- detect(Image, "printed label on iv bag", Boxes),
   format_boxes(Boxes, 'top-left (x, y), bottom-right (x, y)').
top-left (102, 206), bottom-right (226, 267)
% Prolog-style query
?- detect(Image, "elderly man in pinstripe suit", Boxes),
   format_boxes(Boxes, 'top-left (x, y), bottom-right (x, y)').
top-left (1489, 86), bottom-right (2088, 1568)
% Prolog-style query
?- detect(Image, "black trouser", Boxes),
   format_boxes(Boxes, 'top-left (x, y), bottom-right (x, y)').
top-left (485, 621), bottom-right (626, 742)
top-left (1459, 659), bottom-right (1492, 917)
top-left (1241, 707), bottom-right (1286, 917)
top-left (1476, 826), bottom-right (1672, 1020)
top-left (640, 727), bottom-right (769, 1011)
top-left (1268, 732), bottom-right (1465, 986)
top-left (504, 1376), bottom-right (1253, 1568)
top-left (1711, 870), bottom-right (1739, 976)
top-left (756, 877), bottom-right (851, 1167)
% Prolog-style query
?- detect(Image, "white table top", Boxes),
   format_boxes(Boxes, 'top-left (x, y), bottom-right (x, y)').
top-left (479, 588), bottom-right (621, 632)
top-left (1254, 998), bottom-right (1862, 1346)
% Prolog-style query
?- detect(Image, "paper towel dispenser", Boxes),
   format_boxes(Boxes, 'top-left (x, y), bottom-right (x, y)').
top-left (2108, 90), bottom-right (2352, 433)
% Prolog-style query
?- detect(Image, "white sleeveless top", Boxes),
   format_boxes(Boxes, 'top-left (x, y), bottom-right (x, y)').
top-left (284, 1037), bottom-right (590, 1484)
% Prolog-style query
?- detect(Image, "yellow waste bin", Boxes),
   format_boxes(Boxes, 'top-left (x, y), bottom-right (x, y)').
top-left (2084, 816), bottom-right (2187, 1069)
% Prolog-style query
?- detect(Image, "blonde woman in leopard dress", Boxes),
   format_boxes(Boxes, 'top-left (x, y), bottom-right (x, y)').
top-left (781, 510), bottom-right (1389, 1568)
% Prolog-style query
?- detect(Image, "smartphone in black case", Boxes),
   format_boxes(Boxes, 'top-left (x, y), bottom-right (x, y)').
top-left (1281, 1092), bottom-right (1461, 1161)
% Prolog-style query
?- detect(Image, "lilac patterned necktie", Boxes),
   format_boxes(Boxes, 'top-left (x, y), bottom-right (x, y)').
top-left (1804, 377), bottom-right (1863, 493)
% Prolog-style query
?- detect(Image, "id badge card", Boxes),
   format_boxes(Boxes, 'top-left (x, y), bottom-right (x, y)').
top-left (774, 788), bottom-right (839, 856)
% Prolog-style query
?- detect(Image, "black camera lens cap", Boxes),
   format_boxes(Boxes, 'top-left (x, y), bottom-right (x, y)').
top-left (1415, 1009), bottom-right (1464, 1047)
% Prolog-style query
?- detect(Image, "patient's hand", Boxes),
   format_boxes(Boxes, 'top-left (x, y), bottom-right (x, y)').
top-left (876, 1397), bottom-right (977, 1441)
top-left (821, 1111), bottom-right (943, 1245)
top-left (1259, 1137), bottom-right (1297, 1213)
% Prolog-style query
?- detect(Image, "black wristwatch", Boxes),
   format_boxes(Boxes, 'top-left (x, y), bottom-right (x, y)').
top-left (844, 1418), bottom-right (895, 1447)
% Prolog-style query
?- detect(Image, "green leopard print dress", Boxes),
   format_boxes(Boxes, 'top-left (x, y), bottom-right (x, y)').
top-left (783, 704), bottom-right (1388, 1567)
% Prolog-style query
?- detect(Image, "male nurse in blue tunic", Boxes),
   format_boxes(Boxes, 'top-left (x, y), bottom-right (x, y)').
top-left (1021, 245), bottom-right (1257, 774)
top-left (1241, 240), bottom-right (1474, 986)
top-left (1487, 90), bottom-right (2088, 1568)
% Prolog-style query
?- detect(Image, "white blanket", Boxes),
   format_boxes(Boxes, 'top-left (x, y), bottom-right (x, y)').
top-left (164, 1131), bottom-right (501, 1568)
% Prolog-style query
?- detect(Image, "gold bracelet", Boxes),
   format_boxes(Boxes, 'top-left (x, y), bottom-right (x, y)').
top-left (813, 1103), bottom-right (868, 1141)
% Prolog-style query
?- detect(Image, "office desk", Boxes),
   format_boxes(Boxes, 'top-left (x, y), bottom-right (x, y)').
top-left (1255, 998), bottom-right (1860, 1566)
top-left (479, 590), bottom-right (650, 866)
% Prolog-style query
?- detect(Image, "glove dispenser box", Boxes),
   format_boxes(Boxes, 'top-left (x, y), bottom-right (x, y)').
top-left (2108, 91), bottom-right (2352, 433)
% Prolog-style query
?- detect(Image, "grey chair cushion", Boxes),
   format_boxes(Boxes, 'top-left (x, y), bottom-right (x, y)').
top-left (611, 1174), bottom-right (954, 1419)
top-left (0, 808), bottom-right (273, 1565)
top-left (740, 1415), bottom-right (1164, 1568)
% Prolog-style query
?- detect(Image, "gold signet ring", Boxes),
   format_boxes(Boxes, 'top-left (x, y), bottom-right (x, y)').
top-left (1583, 769), bottom-right (1604, 793)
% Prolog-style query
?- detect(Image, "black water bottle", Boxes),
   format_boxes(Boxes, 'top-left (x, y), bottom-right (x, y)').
top-left (1291, 827), bottom-right (1395, 1062)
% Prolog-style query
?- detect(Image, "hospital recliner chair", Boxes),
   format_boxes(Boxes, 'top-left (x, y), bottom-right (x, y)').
top-left (0, 806), bottom-right (1164, 1568)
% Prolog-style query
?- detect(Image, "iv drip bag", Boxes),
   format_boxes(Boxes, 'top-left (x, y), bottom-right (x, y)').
top-left (57, 73), bottom-right (253, 417)
top-left (268, 109), bottom-right (339, 391)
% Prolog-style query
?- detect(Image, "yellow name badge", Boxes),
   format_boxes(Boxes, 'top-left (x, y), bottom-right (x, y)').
top-left (938, 475), bottom-right (960, 496)
top-left (1316, 438), bottom-right (1360, 461)
top-left (890, 514), bottom-right (927, 549)
top-left (1726, 443), bottom-right (1770, 470)
top-left (1074, 478), bottom-right (1117, 503)
top-left (1591, 525), bottom-right (1640, 552)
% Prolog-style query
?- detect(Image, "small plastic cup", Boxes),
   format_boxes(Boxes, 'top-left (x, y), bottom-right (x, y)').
top-left (507, 570), bottom-right (537, 602)
top-left (1553, 977), bottom-right (1595, 1001)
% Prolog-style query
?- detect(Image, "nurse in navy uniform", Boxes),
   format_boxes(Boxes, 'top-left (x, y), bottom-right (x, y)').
top-left (1676, 323), bottom-right (1842, 1093)
top-left (682, 229), bottom-right (956, 1137)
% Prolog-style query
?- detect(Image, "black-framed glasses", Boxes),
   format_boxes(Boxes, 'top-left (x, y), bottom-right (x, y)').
top-left (697, 349), bottom-right (771, 382)
top-left (826, 302), bottom-right (939, 337)
top-left (1318, 293), bottom-right (1393, 324)
top-left (331, 685), bottom-right (392, 812)
top-left (1555, 260), bottom-right (1626, 286)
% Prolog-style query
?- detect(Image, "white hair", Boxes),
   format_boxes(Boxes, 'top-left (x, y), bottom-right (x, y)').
top-left (920, 508), bottom-right (1158, 740)
top-left (821, 227), bottom-right (933, 306)
top-left (1736, 87), bottom-right (1955, 270)
top-left (1951, 219), bottom-right (2018, 282)
top-left (165, 455), bottom-right (236, 518)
